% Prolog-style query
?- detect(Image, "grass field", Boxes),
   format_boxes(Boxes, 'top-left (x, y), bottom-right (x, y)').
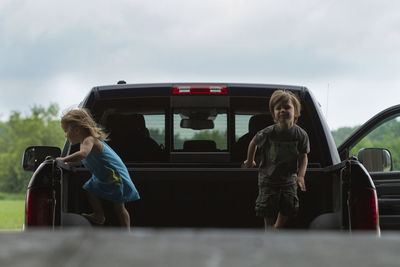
top-left (0, 194), bottom-right (25, 231)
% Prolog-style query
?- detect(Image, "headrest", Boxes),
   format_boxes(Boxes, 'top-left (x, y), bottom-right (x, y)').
top-left (249, 114), bottom-right (273, 133)
top-left (106, 113), bottom-right (146, 131)
top-left (183, 140), bottom-right (217, 152)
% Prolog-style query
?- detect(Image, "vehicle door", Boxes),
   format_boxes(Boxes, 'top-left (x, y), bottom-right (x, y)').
top-left (338, 104), bottom-right (400, 230)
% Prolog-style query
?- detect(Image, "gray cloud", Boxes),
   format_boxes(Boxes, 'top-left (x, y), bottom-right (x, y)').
top-left (1, 0), bottom-right (400, 129)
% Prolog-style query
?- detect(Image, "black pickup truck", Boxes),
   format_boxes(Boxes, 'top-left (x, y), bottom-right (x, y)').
top-left (23, 82), bottom-right (394, 232)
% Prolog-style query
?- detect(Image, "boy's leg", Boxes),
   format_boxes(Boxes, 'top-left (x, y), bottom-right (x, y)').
top-left (264, 217), bottom-right (275, 231)
top-left (276, 184), bottom-right (299, 229)
top-left (112, 202), bottom-right (130, 230)
top-left (256, 185), bottom-right (279, 231)
top-left (274, 213), bottom-right (288, 229)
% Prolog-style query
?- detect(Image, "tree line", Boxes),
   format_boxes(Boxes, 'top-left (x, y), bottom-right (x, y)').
top-left (0, 104), bottom-right (399, 194)
top-left (333, 121), bottom-right (400, 171)
top-left (0, 104), bottom-right (65, 193)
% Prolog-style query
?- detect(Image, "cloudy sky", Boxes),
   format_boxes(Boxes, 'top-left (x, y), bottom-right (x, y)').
top-left (1, 0), bottom-right (399, 130)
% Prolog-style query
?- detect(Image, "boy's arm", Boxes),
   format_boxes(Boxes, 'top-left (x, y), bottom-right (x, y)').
top-left (242, 139), bottom-right (257, 168)
top-left (57, 136), bottom-right (94, 164)
top-left (297, 153), bottom-right (308, 191)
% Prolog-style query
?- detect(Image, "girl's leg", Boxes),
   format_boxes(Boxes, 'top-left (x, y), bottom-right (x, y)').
top-left (85, 191), bottom-right (105, 223)
top-left (113, 202), bottom-right (130, 230)
top-left (274, 213), bottom-right (288, 229)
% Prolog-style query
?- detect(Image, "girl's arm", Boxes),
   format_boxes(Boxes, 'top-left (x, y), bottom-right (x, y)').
top-left (242, 139), bottom-right (258, 168)
top-left (57, 136), bottom-right (95, 164)
top-left (297, 153), bottom-right (308, 191)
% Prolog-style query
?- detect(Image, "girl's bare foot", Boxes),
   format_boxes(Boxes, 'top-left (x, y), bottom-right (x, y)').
top-left (82, 213), bottom-right (105, 225)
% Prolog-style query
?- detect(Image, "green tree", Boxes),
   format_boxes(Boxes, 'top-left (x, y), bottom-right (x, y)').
top-left (332, 119), bottom-right (400, 171)
top-left (193, 130), bottom-right (227, 149)
top-left (331, 126), bottom-right (359, 146)
top-left (0, 104), bottom-right (65, 193)
top-left (349, 120), bottom-right (400, 171)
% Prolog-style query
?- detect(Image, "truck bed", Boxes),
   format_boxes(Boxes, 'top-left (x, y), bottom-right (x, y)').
top-left (62, 166), bottom-right (343, 229)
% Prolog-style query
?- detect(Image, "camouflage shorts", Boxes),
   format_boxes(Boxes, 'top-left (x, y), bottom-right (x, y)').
top-left (255, 183), bottom-right (299, 219)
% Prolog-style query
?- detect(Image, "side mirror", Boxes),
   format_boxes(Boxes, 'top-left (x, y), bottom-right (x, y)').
top-left (22, 146), bottom-right (61, 172)
top-left (357, 148), bottom-right (392, 172)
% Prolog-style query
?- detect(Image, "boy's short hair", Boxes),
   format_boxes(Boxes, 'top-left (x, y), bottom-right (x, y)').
top-left (269, 90), bottom-right (301, 123)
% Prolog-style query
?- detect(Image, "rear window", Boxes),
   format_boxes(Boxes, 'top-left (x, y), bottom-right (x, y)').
top-left (86, 92), bottom-right (324, 166)
top-left (173, 108), bottom-right (227, 151)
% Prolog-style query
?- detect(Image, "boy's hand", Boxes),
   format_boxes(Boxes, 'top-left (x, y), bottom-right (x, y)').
top-left (242, 160), bottom-right (256, 168)
top-left (297, 176), bottom-right (306, 191)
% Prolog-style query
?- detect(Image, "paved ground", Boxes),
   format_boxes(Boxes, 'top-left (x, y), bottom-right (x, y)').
top-left (0, 228), bottom-right (399, 267)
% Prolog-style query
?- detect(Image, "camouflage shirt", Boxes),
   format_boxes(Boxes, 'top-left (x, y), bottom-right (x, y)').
top-left (252, 124), bottom-right (310, 186)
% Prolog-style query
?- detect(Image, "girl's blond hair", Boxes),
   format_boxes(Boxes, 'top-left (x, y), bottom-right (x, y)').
top-left (269, 90), bottom-right (302, 123)
top-left (61, 108), bottom-right (109, 141)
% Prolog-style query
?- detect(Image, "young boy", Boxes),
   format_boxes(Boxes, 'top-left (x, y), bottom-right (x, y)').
top-left (243, 90), bottom-right (310, 230)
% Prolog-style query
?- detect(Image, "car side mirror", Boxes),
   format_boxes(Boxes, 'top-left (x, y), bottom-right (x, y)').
top-left (22, 146), bottom-right (61, 172)
top-left (357, 148), bottom-right (392, 172)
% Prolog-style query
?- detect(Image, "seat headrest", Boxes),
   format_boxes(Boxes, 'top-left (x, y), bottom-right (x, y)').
top-left (106, 113), bottom-right (146, 132)
top-left (183, 140), bottom-right (217, 152)
top-left (249, 114), bottom-right (273, 133)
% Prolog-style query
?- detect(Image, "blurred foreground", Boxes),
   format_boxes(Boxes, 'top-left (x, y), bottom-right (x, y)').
top-left (0, 228), bottom-right (398, 267)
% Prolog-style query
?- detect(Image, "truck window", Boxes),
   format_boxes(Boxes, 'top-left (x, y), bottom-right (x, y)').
top-left (235, 114), bottom-right (252, 141)
top-left (230, 96), bottom-right (324, 167)
top-left (89, 97), bottom-right (169, 163)
top-left (232, 112), bottom-right (274, 162)
top-left (104, 111), bottom-right (166, 162)
top-left (173, 108), bottom-right (227, 151)
top-left (143, 114), bottom-right (165, 148)
top-left (350, 115), bottom-right (400, 172)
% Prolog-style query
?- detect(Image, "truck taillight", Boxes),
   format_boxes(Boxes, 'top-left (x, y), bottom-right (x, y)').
top-left (25, 187), bottom-right (55, 227)
top-left (349, 187), bottom-right (380, 232)
top-left (172, 85), bottom-right (227, 95)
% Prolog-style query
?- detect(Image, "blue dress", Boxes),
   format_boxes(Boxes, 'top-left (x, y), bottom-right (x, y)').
top-left (82, 139), bottom-right (140, 203)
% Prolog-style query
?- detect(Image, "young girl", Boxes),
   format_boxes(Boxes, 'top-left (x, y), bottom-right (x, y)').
top-left (56, 108), bottom-right (140, 230)
top-left (243, 90), bottom-right (309, 230)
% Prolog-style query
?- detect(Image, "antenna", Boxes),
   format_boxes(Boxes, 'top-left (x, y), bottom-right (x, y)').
top-left (326, 83), bottom-right (330, 120)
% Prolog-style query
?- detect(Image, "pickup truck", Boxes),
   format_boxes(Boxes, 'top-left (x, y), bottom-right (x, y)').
top-left (22, 82), bottom-right (389, 232)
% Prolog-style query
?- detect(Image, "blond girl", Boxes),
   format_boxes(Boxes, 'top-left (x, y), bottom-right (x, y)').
top-left (57, 109), bottom-right (140, 230)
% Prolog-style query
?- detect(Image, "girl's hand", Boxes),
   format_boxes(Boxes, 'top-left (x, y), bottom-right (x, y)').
top-left (297, 176), bottom-right (306, 192)
top-left (56, 157), bottom-right (70, 165)
top-left (242, 160), bottom-right (256, 168)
